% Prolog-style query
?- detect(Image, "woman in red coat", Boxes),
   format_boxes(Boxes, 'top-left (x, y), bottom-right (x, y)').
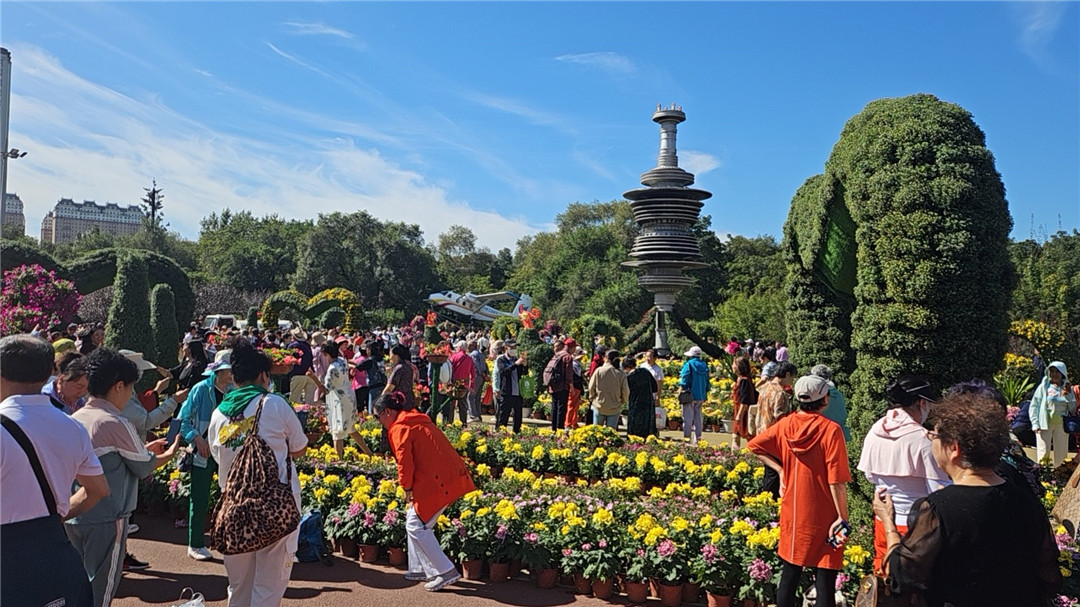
top-left (748, 375), bottom-right (850, 607)
top-left (376, 391), bottom-right (475, 592)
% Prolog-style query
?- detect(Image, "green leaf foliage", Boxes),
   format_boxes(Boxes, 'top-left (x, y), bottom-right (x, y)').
top-left (150, 284), bottom-right (180, 368)
top-left (783, 94), bottom-right (1015, 452)
top-left (105, 253), bottom-right (157, 361)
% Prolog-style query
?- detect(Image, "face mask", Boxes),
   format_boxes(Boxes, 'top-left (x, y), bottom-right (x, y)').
top-left (508, 350), bottom-right (517, 358)
top-left (920, 400), bottom-right (931, 424)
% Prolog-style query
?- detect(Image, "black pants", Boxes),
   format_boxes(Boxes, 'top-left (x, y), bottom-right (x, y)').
top-left (777, 560), bottom-right (837, 607)
top-left (762, 466), bottom-right (780, 497)
top-left (550, 390), bottom-right (569, 430)
top-left (497, 394), bottom-right (523, 433)
top-left (441, 396), bottom-right (466, 425)
top-left (2, 515), bottom-right (93, 607)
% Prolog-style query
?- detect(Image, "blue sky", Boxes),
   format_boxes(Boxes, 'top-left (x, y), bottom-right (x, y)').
top-left (4, 2), bottom-right (1077, 250)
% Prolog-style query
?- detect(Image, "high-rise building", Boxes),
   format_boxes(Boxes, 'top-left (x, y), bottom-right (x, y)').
top-left (1, 48), bottom-right (13, 199)
top-left (40, 198), bottom-right (143, 244)
top-left (2, 192), bottom-right (25, 234)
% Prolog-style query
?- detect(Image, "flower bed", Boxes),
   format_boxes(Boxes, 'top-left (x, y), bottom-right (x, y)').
top-left (145, 419), bottom-right (1080, 603)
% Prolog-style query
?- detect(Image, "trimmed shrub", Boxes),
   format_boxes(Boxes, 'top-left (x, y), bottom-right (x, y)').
top-left (105, 253), bottom-right (157, 360)
top-left (783, 94), bottom-right (1014, 448)
top-left (245, 306), bottom-right (259, 330)
top-left (151, 284), bottom-right (180, 368)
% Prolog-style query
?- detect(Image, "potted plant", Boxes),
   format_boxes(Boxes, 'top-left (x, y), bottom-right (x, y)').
top-left (521, 523), bottom-right (557, 588)
top-left (621, 543), bottom-right (652, 604)
top-left (376, 500), bottom-right (407, 566)
top-left (580, 538), bottom-right (621, 600)
top-left (648, 538), bottom-right (689, 607)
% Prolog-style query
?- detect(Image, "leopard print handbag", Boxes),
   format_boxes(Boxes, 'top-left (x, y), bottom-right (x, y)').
top-left (208, 395), bottom-right (301, 555)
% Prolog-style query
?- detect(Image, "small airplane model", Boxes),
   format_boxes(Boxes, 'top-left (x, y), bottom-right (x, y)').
top-left (425, 290), bottom-right (533, 323)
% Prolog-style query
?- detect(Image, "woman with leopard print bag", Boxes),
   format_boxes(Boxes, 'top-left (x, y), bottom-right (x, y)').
top-left (208, 340), bottom-right (308, 607)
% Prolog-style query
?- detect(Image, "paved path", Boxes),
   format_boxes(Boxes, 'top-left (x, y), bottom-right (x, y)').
top-left (116, 416), bottom-right (732, 606)
top-left (118, 515), bottom-right (623, 607)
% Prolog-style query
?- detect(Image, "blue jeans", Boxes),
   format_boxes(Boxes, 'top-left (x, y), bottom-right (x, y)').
top-left (592, 411), bottom-right (620, 430)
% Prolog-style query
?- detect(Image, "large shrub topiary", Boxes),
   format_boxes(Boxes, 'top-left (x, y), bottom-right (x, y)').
top-left (151, 284), bottom-right (180, 368)
top-left (105, 253), bottom-right (157, 360)
top-left (783, 93), bottom-right (1014, 443)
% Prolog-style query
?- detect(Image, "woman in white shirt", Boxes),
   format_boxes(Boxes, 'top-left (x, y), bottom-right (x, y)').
top-left (209, 341), bottom-right (308, 607)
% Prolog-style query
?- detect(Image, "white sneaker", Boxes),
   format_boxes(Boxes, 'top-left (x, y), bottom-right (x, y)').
top-left (127, 523), bottom-right (139, 535)
top-left (187, 546), bottom-right (213, 561)
top-left (424, 571), bottom-right (461, 592)
top-left (405, 572), bottom-right (430, 581)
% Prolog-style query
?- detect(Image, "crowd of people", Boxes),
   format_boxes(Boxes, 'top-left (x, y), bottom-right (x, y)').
top-left (2, 318), bottom-right (1076, 607)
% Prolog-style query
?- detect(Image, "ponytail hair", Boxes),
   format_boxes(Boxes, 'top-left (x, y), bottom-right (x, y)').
top-left (373, 391), bottom-right (407, 416)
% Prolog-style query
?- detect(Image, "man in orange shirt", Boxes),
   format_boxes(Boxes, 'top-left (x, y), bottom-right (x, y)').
top-left (376, 391), bottom-right (476, 592)
top-left (748, 374), bottom-right (850, 607)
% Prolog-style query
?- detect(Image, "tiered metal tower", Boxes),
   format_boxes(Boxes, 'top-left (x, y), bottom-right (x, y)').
top-left (622, 104), bottom-right (711, 356)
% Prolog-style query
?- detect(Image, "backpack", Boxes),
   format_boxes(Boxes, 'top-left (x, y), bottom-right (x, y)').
top-left (543, 355), bottom-right (567, 390)
top-left (296, 510), bottom-right (332, 564)
top-left (208, 395), bottom-right (301, 555)
top-left (367, 360), bottom-right (387, 387)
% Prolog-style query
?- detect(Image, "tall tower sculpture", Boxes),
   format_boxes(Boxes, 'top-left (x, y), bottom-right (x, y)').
top-left (622, 104), bottom-right (711, 356)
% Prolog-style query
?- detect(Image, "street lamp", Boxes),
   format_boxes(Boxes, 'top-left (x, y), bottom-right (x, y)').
top-left (1, 147), bottom-right (26, 199)
top-left (4, 148), bottom-right (26, 159)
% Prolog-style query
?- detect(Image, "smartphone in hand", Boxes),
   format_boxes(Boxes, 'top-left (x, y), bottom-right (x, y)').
top-left (827, 520), bottom-right (851, 548)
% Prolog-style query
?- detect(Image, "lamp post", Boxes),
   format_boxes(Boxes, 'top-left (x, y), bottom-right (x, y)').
top-left (1, 147), bottom-right (26, 203)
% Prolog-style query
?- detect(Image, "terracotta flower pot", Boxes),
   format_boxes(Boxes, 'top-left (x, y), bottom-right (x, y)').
top-left (668, 420), bottom-right (680, 431)
top-left (387, 546), bottom-right (406, 566)
top-left (682, 581), bottom-right (702, 603)
top-left (536, 568), bottom-right (558, 589)
top-left (358, 544), bottom-right (379, 563)
top-left (509, 558), bottom-right (523, 578)
top-left (658, 581), bottom-right (682, 607)
top-left (489, 561), bottom-right (510, 583)
top-left (574, 573), bottom-right (592, 595)
top-left (462, 558), bottom-right (484, 580)
top-left (532, 411), bottom-right (544, 419)
top-left (337, 537), bottom-right (359, 559)
top-left (306, 431), bottom-right (322, 444)
top-left (626, 580), bottom-right (650, 604)
top-left (592, 578), bottom-right (615, 600)
top-left (742, 600), bottom-right (758, 607)
top-left (706, 593), bottom-right (733, 607)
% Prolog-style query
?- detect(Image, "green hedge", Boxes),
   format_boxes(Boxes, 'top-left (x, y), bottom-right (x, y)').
top-left (150, 284), bottom-right (179, 368)
top-left (105, 253), bottom-right (157, 361)
top-left (783, 94), bottom-right (1014, 447)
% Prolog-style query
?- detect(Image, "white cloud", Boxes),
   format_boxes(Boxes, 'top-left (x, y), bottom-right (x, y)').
top-left (555, 52), bottom-right (636, 76)
top-left (1014, 2), bottom-right (1068, 68)
top-left (284, 21), bottom-right (357, 40)
top-left (5, 45), bottom-right (536, 251)
top-left (680, 150), bottom-right (722, 177)
top-left (462, 91), bottom-right (577, 134)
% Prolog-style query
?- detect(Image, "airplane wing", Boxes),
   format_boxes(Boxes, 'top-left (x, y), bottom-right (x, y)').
top-left (468, 291), bottom-right (520, 305)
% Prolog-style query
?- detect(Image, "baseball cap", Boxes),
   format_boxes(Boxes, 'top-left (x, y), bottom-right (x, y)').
top-left (684, 346), bottom-right (703, 357)
top-left (564, 338), bottom-right (578, 349)
top-left (794, 375), bottom-right (831, 403)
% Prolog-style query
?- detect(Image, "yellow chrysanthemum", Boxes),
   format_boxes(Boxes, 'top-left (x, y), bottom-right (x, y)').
top-left (592, 508), bottom-right (615, 527)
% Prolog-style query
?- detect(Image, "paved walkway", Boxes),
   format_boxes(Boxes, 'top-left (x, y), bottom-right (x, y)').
top-left (115, 416), bottom-right (733, 606)
top-left (118, 515), bottom-right (620, 607)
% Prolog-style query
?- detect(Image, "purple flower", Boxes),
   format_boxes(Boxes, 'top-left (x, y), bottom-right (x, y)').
top-left (657, 539), bottom-right (677, 558)
top-left (637, 549), bottom-right (645, 557)
top-left (835, 573), bottom-right (850, 590)
top-left (363, 512), bottom-right (376, 527)
top-left (346, 503), bottom-right (362, 518)
top-left (598, 539), bottom-right (607, 548)
top-left (582, 543), bottom-right (592, 551)
top-left (331, 516), bottom-right (341, 524)
top-left (562, 548), bottom-right (573, 557)
top-left (524, 532), bottom-right (539, 544)
top-left (496, 524), bottom-right (508, 540)
top-left (700, 544), bottom-right (717, 564)
top-left (748, 558), bottom-right (772, 582)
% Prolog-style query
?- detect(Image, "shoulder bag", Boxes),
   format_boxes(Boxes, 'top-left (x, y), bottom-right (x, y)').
top-left (854, 574), bottom-right (924, 607)
top-left (208, 395), bottom-right (300, 555)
